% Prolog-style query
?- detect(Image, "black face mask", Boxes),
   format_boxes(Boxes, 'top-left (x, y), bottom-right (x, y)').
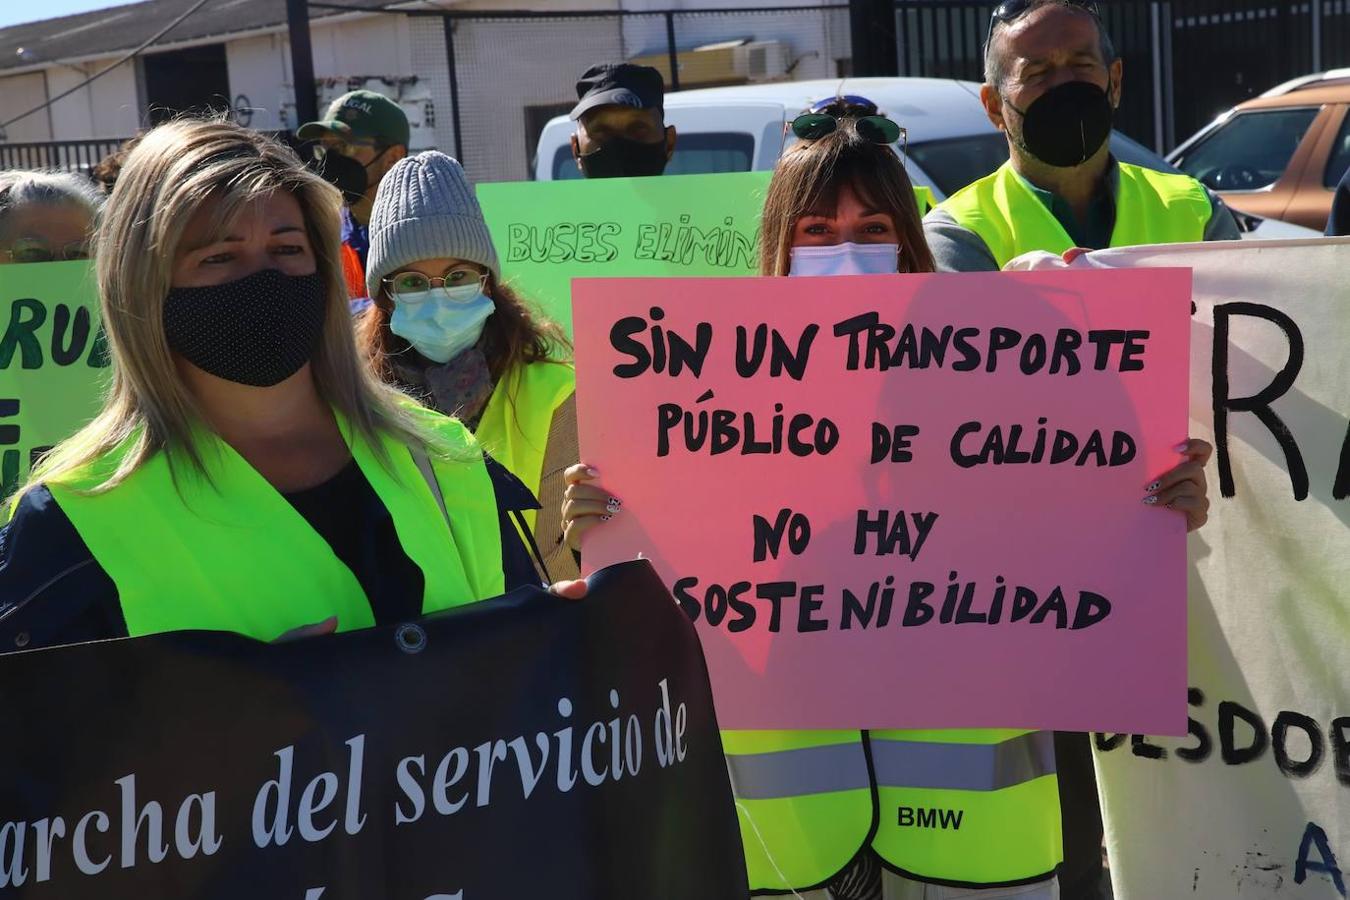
top-left (312, 148), bottom-right (382, 204)
top-left (1005, 80), bottom-right (1114, 169)
top-left (578, 136), bottom-right (669, 179)
top-left (164, 269), bottom-right (328, 387)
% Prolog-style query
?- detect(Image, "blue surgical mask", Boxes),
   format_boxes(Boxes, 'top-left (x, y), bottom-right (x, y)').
top-left (789, 242), bottom-right (900, 277)
top-left (389, 287), bottom-right (495, 364)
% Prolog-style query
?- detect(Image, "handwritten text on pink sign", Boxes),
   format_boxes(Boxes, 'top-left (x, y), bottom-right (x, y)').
top-left (574, 270), bottom-right (1191, 733)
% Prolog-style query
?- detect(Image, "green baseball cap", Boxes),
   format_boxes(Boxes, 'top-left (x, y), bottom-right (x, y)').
top-left (298, 90), bottom-right (410, 147)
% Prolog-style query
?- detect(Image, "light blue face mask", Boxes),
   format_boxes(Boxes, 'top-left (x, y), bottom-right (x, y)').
top-left (389, 285), bottom-right (495, 364)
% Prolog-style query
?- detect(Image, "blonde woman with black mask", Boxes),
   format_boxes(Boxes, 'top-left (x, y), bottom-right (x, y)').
top-left (0, 119), bottom-right (581, 654)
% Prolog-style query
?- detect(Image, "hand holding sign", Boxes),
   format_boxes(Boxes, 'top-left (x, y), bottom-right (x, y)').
top-left (1145, 438), bottom-right (1212, 530)
top-left (561, 464), bottom-right (620, 552)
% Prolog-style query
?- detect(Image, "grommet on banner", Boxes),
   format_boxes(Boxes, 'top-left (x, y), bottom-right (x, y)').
top-left (395, 623), bottom-right (427, 655)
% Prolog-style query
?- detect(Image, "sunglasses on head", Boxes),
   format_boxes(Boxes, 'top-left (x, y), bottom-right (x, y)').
top-left (791, 95), bottom-right (905, 148)
top-left (986, 0), bottom-right (1101, 50)
top-left (808, 94), bottom-right (881, 117)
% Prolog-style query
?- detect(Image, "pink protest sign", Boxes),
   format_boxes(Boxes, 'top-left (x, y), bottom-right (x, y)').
top-left (573, 269), bottom-right (1191, 734)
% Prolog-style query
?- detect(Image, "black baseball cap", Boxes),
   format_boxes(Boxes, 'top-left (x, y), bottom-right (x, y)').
top-left (570, 63), bottom-right (666, 121)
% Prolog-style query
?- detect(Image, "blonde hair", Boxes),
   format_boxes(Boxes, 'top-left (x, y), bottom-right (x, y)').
top-left (19, 118), bottom-right (431, 501)
top-left (759, 121), bottom-right (935, 277)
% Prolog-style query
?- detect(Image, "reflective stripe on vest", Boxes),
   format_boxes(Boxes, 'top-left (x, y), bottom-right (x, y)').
top-left (49, 407), bottom-right (504, 640)
top-left (475, 360), bottom-right (574, 533)
top-left (938, 161), bottom-right (1212, 269)
top-left (727, 742), bottom-right (873, 799)
top-left (724, 729), bottom-right (872, 892)
top-left (869, 729), bottom-right (1062, 886)
top-left (872, 730), bottom-right (1055, 792)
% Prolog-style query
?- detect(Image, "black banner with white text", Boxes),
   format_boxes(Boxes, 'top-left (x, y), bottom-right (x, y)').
top-left (0, 560), bottom-right (748, 899)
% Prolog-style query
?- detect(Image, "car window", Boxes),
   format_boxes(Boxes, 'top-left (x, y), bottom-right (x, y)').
top-left (1174, 108), bottom-right (1321, 192)
top-left (1108, 132), bottom-right (1181, 174)
top-left (906, 134), bottom-right (1010, 197)
top-left (1323, 112), bottom-right (1350, 189)
top-left (552, 132), bottom-right (756, 181)
top-left (906, 131), bottom-right (1179, 197)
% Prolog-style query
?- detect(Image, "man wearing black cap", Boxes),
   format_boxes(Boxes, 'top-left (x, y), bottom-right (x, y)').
top-left (570, 63), bottom-right (677, 179)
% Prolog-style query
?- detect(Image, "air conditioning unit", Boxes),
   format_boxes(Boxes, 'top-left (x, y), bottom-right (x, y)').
top-left (629, 39), bottom-right (790, 87)
top-left (734, 41), bottom-right (790, 82)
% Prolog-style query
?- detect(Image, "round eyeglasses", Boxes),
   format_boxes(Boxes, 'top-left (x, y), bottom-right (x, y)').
top-left (382, 268), bottom-right (488, 301)
top-left (4, 239), bottom-right (90, 264)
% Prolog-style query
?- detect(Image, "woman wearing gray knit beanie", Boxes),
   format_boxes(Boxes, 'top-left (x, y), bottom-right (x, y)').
top-left (359, 151), bottom-right (578, 578)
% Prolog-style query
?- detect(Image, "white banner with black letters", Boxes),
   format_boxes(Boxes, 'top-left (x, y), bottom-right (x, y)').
top-left (1016, 238), bottom-right (1349, 898)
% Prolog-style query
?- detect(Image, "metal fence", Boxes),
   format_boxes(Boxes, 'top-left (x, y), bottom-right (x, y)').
top-left (892, 1), bottom-right (1163, 148)
top-left (0, 138), bottom-right (128, 174)
top-left (413, 0), bottom-right (1349, 183)
top-left (404, 5), bottom-right (853, 184)
top-left (892, 0), bottom-right (1350, 152)
top-left (6, 2), bottom-right (1347, 182)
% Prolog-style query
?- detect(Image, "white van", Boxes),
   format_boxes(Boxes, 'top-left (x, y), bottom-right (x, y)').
top-left (538, 77), bottom-right (1162, 197)
top-left (533, 76), bottom-right (1319, 237)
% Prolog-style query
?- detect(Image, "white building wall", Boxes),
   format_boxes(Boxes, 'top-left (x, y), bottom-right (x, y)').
top-left (449, 15), bottom-right (626, 184)
top-left (227, 15), bottom-right (442, 149)
top-left (227, 33), bottom-right (291, 132)
top-left (0, 72), bottom-right (53, 142)
top-left (311, 14), bottom-right (410, 81)
top-left (408, 15), bottom-right (456, 159)
top-left (44, 57), bottom-right (140, 140)
top-left (3, 0), bottom-right (849, 177)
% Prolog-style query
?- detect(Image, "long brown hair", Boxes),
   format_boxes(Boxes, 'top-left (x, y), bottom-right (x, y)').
top-left (759, 120), bottom-right (935, 276)
top-left (359, 275), bottom-right (571, 385)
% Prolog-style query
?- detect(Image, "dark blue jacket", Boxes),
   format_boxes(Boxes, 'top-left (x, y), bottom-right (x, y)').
top-left (0, 456), bottom-right (542, 655)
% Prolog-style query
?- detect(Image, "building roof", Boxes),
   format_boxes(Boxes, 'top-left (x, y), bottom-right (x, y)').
top-left (0, 0), bottom-right (395, 72)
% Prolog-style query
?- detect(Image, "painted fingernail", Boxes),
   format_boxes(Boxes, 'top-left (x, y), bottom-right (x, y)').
top-left (1174, 442), bottom-right (1190, 453)
top-left (600, 514), bottom-right (612, 522)
top-left (1145, 480), bottom-right (1161, 492)
top-left (605, 497), bottom-right (622, 513)
top-left (1142, 496), bottom-right (1159, 505)
top-left (586, 467), bottom-right (600, 477)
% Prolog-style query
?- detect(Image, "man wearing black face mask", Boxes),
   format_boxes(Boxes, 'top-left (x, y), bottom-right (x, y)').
top-left (299, 90), bottom-right (409, 303)
top-left (924, 0), bottom-right (1239, 274)
top-left (921, 5), bottom-right (1237, 900)
top-left (569, 63), bottom-right (677, 179)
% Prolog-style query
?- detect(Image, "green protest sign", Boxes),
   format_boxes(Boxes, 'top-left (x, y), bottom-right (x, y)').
top-left (0, 261), bottom-right (109, 498)
top-left (478, 171), bottom-right (934, 335)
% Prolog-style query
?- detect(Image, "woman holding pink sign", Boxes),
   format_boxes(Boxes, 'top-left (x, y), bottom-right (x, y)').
top-left (563, 99), bottom-right (1211, 900)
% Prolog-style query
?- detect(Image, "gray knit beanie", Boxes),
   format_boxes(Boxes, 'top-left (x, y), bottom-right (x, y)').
top-left (365, 151), bottom-right (500, 300)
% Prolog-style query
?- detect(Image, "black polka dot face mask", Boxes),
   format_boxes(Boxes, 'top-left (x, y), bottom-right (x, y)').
top-left (162, 269), bottom-right (328, 387)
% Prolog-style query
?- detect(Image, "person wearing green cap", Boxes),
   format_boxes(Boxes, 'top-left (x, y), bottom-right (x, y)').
top-left (299, 89), bottom-right (410, 304)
